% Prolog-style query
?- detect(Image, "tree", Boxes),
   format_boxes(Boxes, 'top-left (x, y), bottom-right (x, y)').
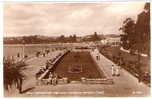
top-left (92, 32), bottom-right (100, 41)
top-left (72, 34), bottom-right (77, 42)
top-left (119, 3), bottom-right (150, 80)
top-left (4, 59), bottom-right (26, 93)
top-left (68, 34), bottom-right (77, 42)
top-left (57, 35), bottom-right (66, 43)
top-left (120, 3), bottom-right (150, 55)
top-left (119, 18), bottom-right (136, 50)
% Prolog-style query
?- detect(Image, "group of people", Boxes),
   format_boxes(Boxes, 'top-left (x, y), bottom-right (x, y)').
top-left (35, 49), bottom-right (50, 57)
top-left (35, 66), bottom-right (47, 79)
top-left (111, 52), bottom-right (123, 77)
top-left (35, 51), bottom-right (64, 81)
top-left (35, 59), bottom-right (54, 80)
top-left (49, 53), bottom-right (62, 63)
top-left (47, 72), bottom-right (58, 85)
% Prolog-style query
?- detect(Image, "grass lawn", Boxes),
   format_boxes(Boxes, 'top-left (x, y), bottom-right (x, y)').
top-left (51, 51), bottom-right (105, 81)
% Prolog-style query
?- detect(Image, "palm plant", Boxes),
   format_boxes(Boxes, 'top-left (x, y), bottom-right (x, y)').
top-left (4, 58), bottom-right (26, 93)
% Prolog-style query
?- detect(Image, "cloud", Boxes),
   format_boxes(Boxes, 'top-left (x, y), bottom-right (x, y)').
top-left (4, 2), bottom-right (145, 37)
top-left (68, 8), bottom-right (93, 20)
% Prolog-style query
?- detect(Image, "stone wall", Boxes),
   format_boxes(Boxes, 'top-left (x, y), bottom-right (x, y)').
top-left (36, 77), bottom-right (68, 86)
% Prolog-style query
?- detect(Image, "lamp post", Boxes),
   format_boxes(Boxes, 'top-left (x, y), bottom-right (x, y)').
top-left (22, 40), bottom-right (25, 59)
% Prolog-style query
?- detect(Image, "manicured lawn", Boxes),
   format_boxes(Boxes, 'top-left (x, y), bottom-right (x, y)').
top-left (52, 51), bottom-right (105, 81)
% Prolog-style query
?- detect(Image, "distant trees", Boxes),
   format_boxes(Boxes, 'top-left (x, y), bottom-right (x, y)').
top-left (68, 34), bottom-right (77, 42)
top-left (120, 3), bottom-right (150, 56)
top-left (57, 32), bottom-right (102, 42)
top-left (4, 35), bottom-right (57, 44)
top-left (92, 32), bottom-right (101, 41)
top-left (82, 32), bottom-right (102, 42)
top-left (4, 32), bottom-right (104, 44)
top-left (58, 35), bottom-right (66, 43)
top-left (22, 35), bottom-right (39, 44)
top-left (57, 34), bottom-right (77, 43)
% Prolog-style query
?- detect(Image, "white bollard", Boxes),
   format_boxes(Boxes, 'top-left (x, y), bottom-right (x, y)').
top-left (63, 77), bottom-right (68, 83)
top-left (81, 77), bottom-right (86, 83)
top-left (112, 65), bottom-right (115, 76)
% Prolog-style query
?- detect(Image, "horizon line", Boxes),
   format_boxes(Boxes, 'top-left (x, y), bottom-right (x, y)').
top-left (4, 33), bottom-right (121, 38)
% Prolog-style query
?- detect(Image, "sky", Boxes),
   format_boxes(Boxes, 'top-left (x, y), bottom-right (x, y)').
top-left (4, 2), bottom-right (145, 37)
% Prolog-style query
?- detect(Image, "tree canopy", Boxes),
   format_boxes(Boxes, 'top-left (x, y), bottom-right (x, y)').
top-left (120, 3), bottom-right (150, 55)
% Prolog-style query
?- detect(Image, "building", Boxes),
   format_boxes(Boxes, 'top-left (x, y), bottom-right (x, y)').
top-left (101, 37), bottom-right (121, 46)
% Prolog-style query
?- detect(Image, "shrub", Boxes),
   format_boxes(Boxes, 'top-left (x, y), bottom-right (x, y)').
top-left (4, 59), bottom-right (27, 93)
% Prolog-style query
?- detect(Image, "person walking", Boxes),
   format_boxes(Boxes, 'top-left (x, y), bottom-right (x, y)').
top-left (112, 65), bottom-right (115, 76)
top-left (52, 77), bottom-right (57, 86)
top-left (46, 60), bottom-right (51, 69)
top-left (17, 53), bottom-right (20, 58)
top-left (48, 72), bottom-right (53, 85)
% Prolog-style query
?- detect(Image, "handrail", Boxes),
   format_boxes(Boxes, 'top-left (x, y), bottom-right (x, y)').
top-left (38, 50), bottom-right (69, 80)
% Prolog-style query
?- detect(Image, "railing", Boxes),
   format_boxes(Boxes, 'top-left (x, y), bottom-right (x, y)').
top-left (37, 50), bottom-right (69, 80)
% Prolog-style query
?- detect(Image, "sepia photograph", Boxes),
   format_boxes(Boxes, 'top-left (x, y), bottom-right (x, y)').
top-left (3, 2), bottom-right (150, 97)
